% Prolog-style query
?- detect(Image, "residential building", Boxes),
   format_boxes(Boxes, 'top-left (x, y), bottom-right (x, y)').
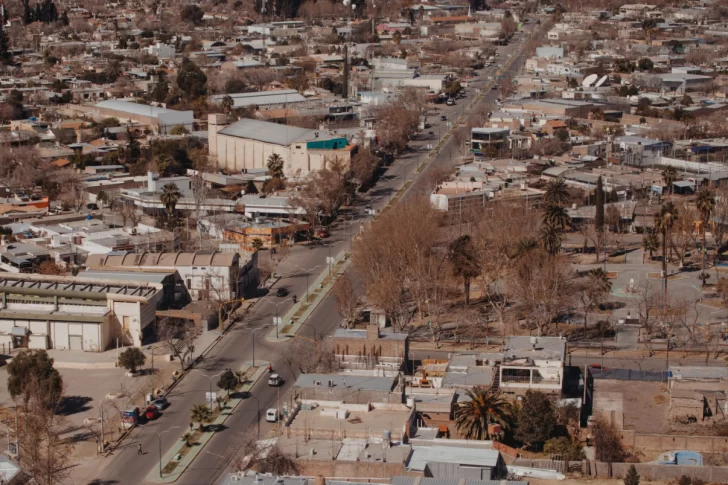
top-left (329, 325), bottom-right (409, 373)
top-left (499, 336), bottom-right (567, 395)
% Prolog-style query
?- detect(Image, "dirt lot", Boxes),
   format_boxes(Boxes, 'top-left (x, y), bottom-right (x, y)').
top-left (594, 380), bottom-right (670, 434)
top-left (531, 479), bottom-right (670, 485)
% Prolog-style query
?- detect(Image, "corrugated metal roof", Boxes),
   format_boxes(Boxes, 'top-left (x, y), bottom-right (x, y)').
top-left (393, 477), bottom-right (527, 485)
top-left (406, 446), bottom-right (500, 471)
top-left (218, 118), bottom-right (314, 146)
top-left (331, 328), bottom-right (408, 340)
top-left (95, 100), bottom-right (190, 119)
top-left (210, 89), bottom-right (306, 108)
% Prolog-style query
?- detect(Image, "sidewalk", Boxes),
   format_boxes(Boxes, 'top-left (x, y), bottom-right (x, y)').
top-left (266, 251), bottom-right (351, 342)
top-left (145, 360), bottom-right (270, 484)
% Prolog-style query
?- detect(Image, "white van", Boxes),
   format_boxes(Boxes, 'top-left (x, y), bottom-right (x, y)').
top-left (266, 408), bottom-right (279, 423)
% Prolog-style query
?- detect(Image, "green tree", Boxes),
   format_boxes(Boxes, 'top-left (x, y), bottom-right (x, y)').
top-left (448, 235), bottom-right (480, 305)
top-left (177, 58), bottom-right (207, 100)
top-left (7, 349), bottom-right (63, 409)
top-left (595, 176), bottom-right (604, 233)
top-left (543, 178), bottom-right (569, 206)
top-left (539, 223), bottom-right (563, 256)
top-left (217, 369), bottom-right (238, 397)
top-left (180, 4), bottom-right (204, 24)
top-left (543, 437), bottom-right (585, 460)
top-left (624, 465), bottom-right (640, 485)
top-left (125, 128), bottom-right (141, 164)
top-left (160, 183), bottom-right (182, 217)
top-left (454, 387), bottom-right (513, 440)
top-left (251, 238), bottom-right (264, 250)
top-left (0, 25), bottom-right (12, 65)
top-left (696, 189), bottom-right (715, 286)
top-left (221, 95), bottom-right (234, 113)
top-left (662, 166), bottom-right (678, 196)
top-left (543, 204), bottom-right (571, 231)
top-left (118, 347), bottom-right (146, 374)
top-left (190, 404), bottom-right (213, 430)
top-left (515, 390), bottom-right (556, 450)
top-left (642, 232), bottom-right (659, 262)
top-left (169, 124), bottom-right (190, 135)
top-left (637, 57), bottom-right (654, 71)
top-left (267, 153), bottom-right (285, 179)
top-left (655, 202), bottom-right (679, 298)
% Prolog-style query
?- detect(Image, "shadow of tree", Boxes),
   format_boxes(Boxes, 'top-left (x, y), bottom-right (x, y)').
top-left (57, 396), bottom-right (93, 416)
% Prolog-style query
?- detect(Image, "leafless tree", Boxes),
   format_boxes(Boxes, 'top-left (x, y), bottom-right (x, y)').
top-left (232, 432), bottom-right (300, 475)
top-left (332, 275), bottom-right (360, 328)
top-left (156, 317), bottom-right (198, 368)
top-left (281, 338), bottom-right (341, 377)
top-left (670, 201), bottom-right (699, 268)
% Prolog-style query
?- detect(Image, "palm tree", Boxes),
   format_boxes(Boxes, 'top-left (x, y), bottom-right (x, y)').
top-left (160, 183), bottom-right (182, 217)
top-left (583, 268), bottom-right (612, 329)
top-left (539, 224), bottom-right (563, 256)
top-left (642, 232), bottom-right (659, 262)
top-left (662, 166), bottom-right (678, 197)
top-left (512, 237), bottom-right (538, 259)
top-left (654, 202), bottom-right (679, 298)
top-left (267, 153), bottom-right (285, 179)
top-left (190, 404), bottom-right (213, 431)
top-left (221, 95), bottom-right (234, 114)
top-left (543, 178), bottom-right (570, 206)
top-left (542, 204), bottom-right (571, 231)
top-left (696, 189), bottom-right (716, 285)
top-left (454, 387), bottom-right (513, 440)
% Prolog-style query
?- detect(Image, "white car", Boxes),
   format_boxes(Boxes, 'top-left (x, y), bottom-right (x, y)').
top-left (266, 408), bottom-right (279, 423)
top-left (268, 374), bottom-right (283, 386)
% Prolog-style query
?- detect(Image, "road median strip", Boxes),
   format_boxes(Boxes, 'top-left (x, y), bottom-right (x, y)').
top-left (145, 360), bottom-right (270, 484)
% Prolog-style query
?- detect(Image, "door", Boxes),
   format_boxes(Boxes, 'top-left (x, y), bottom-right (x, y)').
top-left (69, 335), bottom-right (83, 351)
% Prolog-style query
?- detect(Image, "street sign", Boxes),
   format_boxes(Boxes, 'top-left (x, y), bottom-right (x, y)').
top-left (273, 316), bottom-right (282, 326)
top-left (205, 391), bottom-right (217, 402)
top-left (326, 257), bottom-right (335, 264)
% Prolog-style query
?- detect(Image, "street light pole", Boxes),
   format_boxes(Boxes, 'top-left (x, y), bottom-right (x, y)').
top-left (157, 426), bottom-right (180, 478)
top-left (191, 370), bottom-right (224, 409)
top-left (242, 326), bottom-right (269, 366)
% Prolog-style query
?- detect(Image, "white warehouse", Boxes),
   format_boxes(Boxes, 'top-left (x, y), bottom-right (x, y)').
top-left (0, 274), bottom-right (164, 352)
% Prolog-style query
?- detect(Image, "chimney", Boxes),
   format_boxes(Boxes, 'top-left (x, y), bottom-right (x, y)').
top-left (367, 324), bottom-right (379, 341)
top-left (147, 171), bottom-right (156, 192)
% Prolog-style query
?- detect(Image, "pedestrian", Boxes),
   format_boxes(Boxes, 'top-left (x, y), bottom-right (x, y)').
top-left (138, 443), bottom-right (143, 455)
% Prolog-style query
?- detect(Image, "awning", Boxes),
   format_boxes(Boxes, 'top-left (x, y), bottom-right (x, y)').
top-left (11, 326), bottom-right (29, 337)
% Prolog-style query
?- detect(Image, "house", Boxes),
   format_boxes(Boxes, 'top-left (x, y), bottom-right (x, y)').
top-left (329, 325), bottom-right (409, 373)
top-left (403, 447), bottom-right (508, 479)
top-left (499, 336), bottom-right (567, 395)
top-left (209, 115), bottom-right (352, 176)
top-left (85, 250), bottom-right (258, 301)
top-left (208, 89), bottom-right (307, 111)
top-left (0, 273), bottom-right (164, 351)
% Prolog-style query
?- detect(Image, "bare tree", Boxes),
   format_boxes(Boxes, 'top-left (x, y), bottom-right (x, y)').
top-left (281, 338), bottom-right (341, 377)
top-left (156, 317), bottom-right (198, 368)
top-left (332, 275), bottom-right (360, 328)
top-left (232, 432), bottom-right (300, 475)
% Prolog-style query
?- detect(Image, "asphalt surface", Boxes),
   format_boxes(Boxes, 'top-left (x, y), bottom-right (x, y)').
top-left (93, 21), bottom-right (541, 485)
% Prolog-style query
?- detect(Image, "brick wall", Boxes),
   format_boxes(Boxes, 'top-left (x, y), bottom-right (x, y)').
top-left (624, 433), bottom-right (728, 454)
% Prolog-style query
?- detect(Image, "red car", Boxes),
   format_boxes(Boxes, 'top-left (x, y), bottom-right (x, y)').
top-left (589, 364), bottom-right (609, 371)
top-left (144, 405), bottom-right (160, 421)
top-left (317, 228), bottom-right (331, 238)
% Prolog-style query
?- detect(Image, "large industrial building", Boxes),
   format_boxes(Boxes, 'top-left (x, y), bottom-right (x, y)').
top-left (0, 274), bottom-right (164, 352)
top-left (93, 100), bottom-right (194, 135)
top-left (208, 114), bottom-right (352, 176)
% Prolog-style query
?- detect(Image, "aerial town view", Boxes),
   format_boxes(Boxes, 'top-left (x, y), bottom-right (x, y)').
top-left (4, 0), bottom-right (728, 485)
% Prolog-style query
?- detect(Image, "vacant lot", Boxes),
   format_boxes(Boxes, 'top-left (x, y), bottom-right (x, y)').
top-left (594, 380), bottom-right (670, 434)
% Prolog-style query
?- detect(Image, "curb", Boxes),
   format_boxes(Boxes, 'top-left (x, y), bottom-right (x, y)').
top-left (144, 360), bottom-right (270, 483)
top-left (266, 252), bottom-right (350, 342)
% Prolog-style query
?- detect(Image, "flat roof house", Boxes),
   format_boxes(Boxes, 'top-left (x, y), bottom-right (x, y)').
top-left (499, 336), bottom-right (567, 395)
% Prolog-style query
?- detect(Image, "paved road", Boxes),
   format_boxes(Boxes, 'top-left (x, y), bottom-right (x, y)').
top-left (92, 22), bottom-right (539, 485)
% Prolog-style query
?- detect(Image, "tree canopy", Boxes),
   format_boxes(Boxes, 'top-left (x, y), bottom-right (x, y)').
top-left (7, 349), bottom-right (63, 409)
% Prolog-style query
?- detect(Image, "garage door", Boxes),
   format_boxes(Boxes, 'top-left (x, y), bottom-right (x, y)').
top-left (69, 335), bottom-right (83, 351)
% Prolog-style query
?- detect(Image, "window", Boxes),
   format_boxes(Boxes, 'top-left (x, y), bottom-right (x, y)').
top-left (295, 145), bottom-right (301, 149)
top-left (186, 278), bottom-right (191, 288)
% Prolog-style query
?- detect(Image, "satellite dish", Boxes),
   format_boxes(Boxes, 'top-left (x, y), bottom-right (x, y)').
top-left (582, 74), bottom-right (598, 87)
top-left (595, 75), bottom-right (608, 87)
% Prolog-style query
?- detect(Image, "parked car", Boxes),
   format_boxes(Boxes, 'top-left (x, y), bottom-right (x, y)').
top-left (86, 203), bottom-right (99, 210)
top-left (440, 115), bottom-right (447, 121)
top-left (266, 408), bottom-right (279, 422)
top-left (446, 98), bottom-right (455, 106)
top-left (589, 364), bottom-right (609, 371)
top-left (276, 287), bottom-right (289, 297)
top-left (316, 228), bottom-right (330, 238)
top-left (153, 398), bottom-right (169, 411)
top-left (144, 405), bottom-right (160, 421)
top-left (268, 374), bottom-right (283, 386)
